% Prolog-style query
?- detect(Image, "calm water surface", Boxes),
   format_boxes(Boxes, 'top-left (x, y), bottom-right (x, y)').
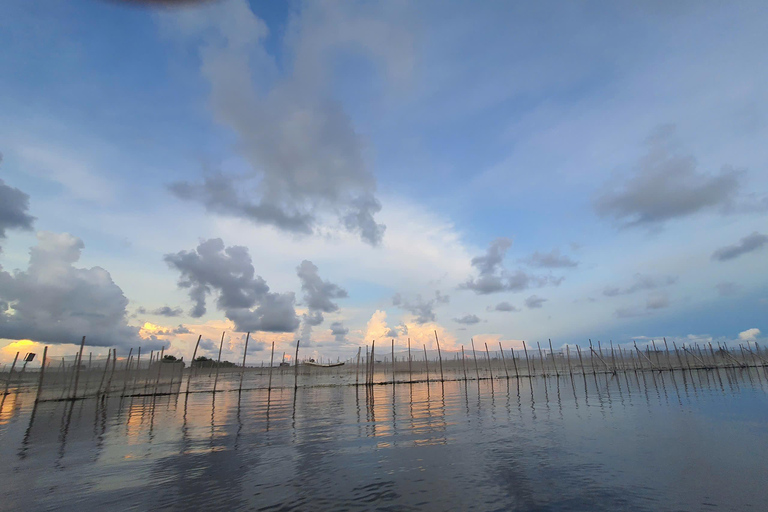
top-left (1, 369), bottom-right (767, 511)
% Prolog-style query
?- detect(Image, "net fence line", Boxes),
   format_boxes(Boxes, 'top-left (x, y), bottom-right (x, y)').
top-left (2, 337), bottom-right (767, 402)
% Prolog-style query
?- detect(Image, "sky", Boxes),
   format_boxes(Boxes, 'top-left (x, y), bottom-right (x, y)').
top-left (1, 0), bottom-right (767, 365)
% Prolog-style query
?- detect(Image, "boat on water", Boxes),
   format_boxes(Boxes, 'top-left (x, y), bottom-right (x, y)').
top-left (303, 360), bottom-right (345, 368)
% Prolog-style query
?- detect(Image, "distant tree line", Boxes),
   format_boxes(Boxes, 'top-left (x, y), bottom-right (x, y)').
top-left (192, 356), bottom-right (236, 368)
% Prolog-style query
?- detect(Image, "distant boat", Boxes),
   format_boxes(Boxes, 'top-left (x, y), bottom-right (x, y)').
top-left (303, 361), bottom-right (345, 368)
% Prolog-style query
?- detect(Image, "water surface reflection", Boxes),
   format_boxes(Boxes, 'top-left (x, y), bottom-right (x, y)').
top-left (1, 368), bottom-right (767, 511)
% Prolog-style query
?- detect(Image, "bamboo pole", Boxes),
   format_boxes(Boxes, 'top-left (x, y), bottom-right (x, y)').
top-left (239, 332), bottom-right (250, 393)
top-left (471, 338), bottom-right (480, 380)
top-left (97, 350), bottom-right (111, 397)
top-left (364, 345), bottom-right (369, 386)
top-left (566, 346), bottom-right (573, 377)
top-left (499, 342), bottom-right (509, 379)
top-left (132, 347), bottom-right (142, 394)
top-left (294, 339), bottom-right (301, 390)
top-left (213, 332), bottom-right (225, 392)
top-left (70, 336), bottom-right (87, 399)
top-left (355, 347), bottom-right (361, 386)
top-left (461, 346), bottom-right (468, 381)
top-left (370, 340), bottom-right (375, 386)
top-left (434, 331), bottom-right (445, 383)
top-left (609, 341), bottom-right (618, 373)
top-left (3, 352), bottom-right (19, 396)
top-left (484, 342), bottom-right (494, 382)
top-left (511, 348), bottom-right (519, 379)
top-left (391, 339), bottom-right (395, 384)
top-left (408, 338), bottom-right (412, 383)
top-left (576, 345), bottom-right (584, 375)
top-left (121, 348), bottom-right (133, 396)
top-left (153, 347), bottom-right (164, 396)
top-left (423, 344), bottom-right (430, 384)
top-left (537, 342), bottom-right (545, 376)
top-left (34, 347), bottom-right (48, 403)
top-left (549, 339), bottom-right (559, 377)
top-left (268, 341), bottom-right (275, 392)
top-left (522, 341), bottom-right (532, 377)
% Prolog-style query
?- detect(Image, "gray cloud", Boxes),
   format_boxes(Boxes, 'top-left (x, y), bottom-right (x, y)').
top-left (297, 260), bottom-right (347, 341)
top-left (0, 177), bottom-right (36, 251)
top-left (137, 305), bottom-right (184, 317)
top-left (461, 238), bottom-right (564, 294)
top-left (711, 232), bottom-right (768, 261)
top-left (165, 1), bottom-right (409, 245)
top-left (522, 248), bottom-right (578, 268)
top-left (716, 282), bottom-right (741, 297)
top-left (392, 291), bottom-right (449, 324)
top-left (165, 238), bottom-right (299, 333)
top-left (454, 314), bottom-right (481, 325)
top-left (525, 295), bottom-right (547, 309)
top-left (330, 321), bottom-right (349, 342)
top-left (595, 125), bottom-right (742, 227)
top-left (385, 324), bottom-right (408, 338)
top-left (487, 301), bottom-right (520, 312)
top-left (646, 294), bottom-right (670, 310)
top-left (0, 232), bottom-right (155, 349)
top-left (603, 273), bottom-right (677, 297)
top-left (173, 325), bottom-right (191, 334)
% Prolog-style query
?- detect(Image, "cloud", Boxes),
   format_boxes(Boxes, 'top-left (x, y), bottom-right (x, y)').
top-left (461, 238), bottom-right (563, 294)
top-left (595, 125), bottom-right (742, 227)
top-left (164, 0), bottom-right (413, 245)
top-left (164, 238), bottom-right (299, 333)
top-left (454, 314), bottom-right (481, 325)
top-left (329, 321), bottom-right (349, 342)
top-left (738, 328), bottom-right (760, 341)
top-left (522, 248), bottom-right (578, 268)
top-left (646, 293), bottom-right (670, 310)
top-left (392, 290), bottom-right (449, 324)
top-left (136, 305), bottom-right (184, 317)
top-left (603, 273), bottom-right (677, 297)
top-left (173, 325), bottom-right (191, 334)
top-left (716, 282), bottom-right (741, 297)
top-left (0, 232), bottom-right (152, 349)
top-left (297, 260), bottom-right (347, 341)
top-left (0, 177), bottom-right (35, 250)
top-left (487, 301), bottom-right (519, 312)
top-left (525, 295), bottom-right (547, 309)
top-left (711, 232), bottom-right (768, 261)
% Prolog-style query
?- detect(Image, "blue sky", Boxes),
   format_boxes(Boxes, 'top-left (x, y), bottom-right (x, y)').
top-left (1, 0), bottom-right (766, 363)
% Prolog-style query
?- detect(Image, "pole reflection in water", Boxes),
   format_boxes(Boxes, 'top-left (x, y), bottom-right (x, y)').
top-left (2, 370), bottom-right (768, 511)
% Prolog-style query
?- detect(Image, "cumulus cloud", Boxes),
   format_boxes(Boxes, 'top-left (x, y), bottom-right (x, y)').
top-left (711, 232), bottom-right (768, 261)
top-left (603, 273), bottom-right (677, 297)
top-left (173, 325), bottom-right (191, 334)
top-left (461, 238), bottom-right (563, 294)
top-left (525, 295), bottom-right (547, 309)
top-left (454, 314), bottom-right (481, 325)
top-left (522, 248), bottom-right (578, 268)
top-left (137, 305), bottom-right (184, 317)
top-left (0, 177), bottom-right (36, 250)
top-left (164, 0), bottom-right (413, 245)
top-left (487, 301), bottom-right (519, 312)
top-left (0, 232), bottom-right (151, 349)
top-left (329, 321), bottom-right (349, 342)
top-left (738, 328), bottom-right (760, 341)
top-left (164, 238), bottom-right (299, 333)
top-left (595, 125), bottom-right (742, 227)
top-left (392, 290), bottom-right (449, 324)
top-left (297, 260), bottom-right (347, 341)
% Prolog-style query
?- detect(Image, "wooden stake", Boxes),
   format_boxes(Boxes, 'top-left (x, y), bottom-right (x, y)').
top-left (423, 344), bottom-right (430, 384)
top-left (566, 346), bottom-right (573, 376)
top-left (239, 332), bottom-right (250, 393)
top-left (434, 331), bottom-right (445, 383)
top-left (470, 338), bottom-right (481, 380)
top-left (34, 347), bottom-right (48, 403)
top-left (484, 342), bottom-right (494, 381)
top-left (71, 336), bottom-right (87, 399)
top-left (407, 338), bottom-right (412, 382)
top-left (355, 347), bottom-right (361, 386)
top-left (294, 339), bottom-right (301, 390)
top-left (522, 340), bottom-right (532, 377)
top-left (391, 339), bottom-right (395, 384)
top-left (213, 332), bottom-right (224, 392)
top-left (268, 341), bottom-right (275, 392)
top-left (499, 342), bottom-right (509, 379)
top-left (576, 345), bottom-right (584, 375)
top-left (549, 339), bottom-right (559, 377)
top-left (461, 346), bottom-right (468, 381)
top-left (97, 350), bottom-right (111, 396)
top-left (511, 348), bottom-right (519, 379)
top-left (3, 352), bottom-right (19, 396)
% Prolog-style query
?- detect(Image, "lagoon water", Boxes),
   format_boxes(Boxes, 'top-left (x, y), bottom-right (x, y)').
top-left (1, 369), bottom-right (767, 511)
